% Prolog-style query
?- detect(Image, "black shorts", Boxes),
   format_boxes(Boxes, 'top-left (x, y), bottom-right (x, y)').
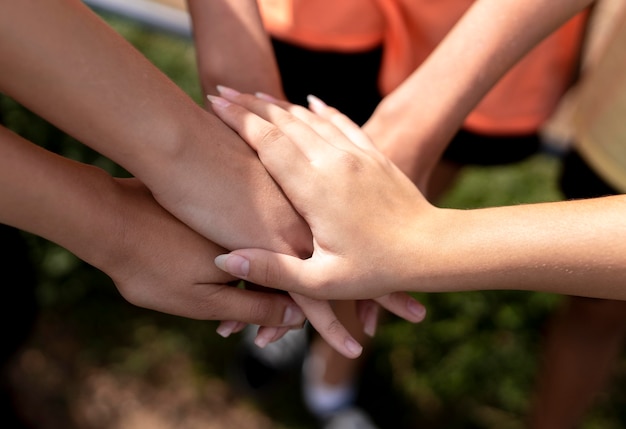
top-left (272, 38), bottom-right (541, 167)
top-left (559, 149), bottom-right (618, 199)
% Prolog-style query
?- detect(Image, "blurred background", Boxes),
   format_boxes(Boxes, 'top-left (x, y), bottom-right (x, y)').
top-left (2, 1), bottom-right (626, 428)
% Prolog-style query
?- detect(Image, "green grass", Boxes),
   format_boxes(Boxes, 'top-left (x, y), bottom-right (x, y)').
top-left (4, 12), bottom-right (626, 429)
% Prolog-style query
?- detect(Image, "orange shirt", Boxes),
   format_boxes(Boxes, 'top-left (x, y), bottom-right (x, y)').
top-left (258, 0), bottom-right (588, 134)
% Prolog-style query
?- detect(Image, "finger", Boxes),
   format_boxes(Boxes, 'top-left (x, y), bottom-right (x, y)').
top-left (255, 92), bottom-right (363, 153)
top-left (290, 292), bottom-right (363, 359)
top-left (355, 300), bottom-right (381, 337)
top-left (216, 320), bottom-right (248, 338)
top-left (189, 282), bottom-right (307, 328)
top-left (214, 250), bottom-right (315, 294)
top-left (373, 292), bottom-right (427, 323)
top-left (208, 94), bottom-right (322, 205)
top-left (307, 94), bottom-right (379, 152)
top-left (254, 325), bottom-right (292, 347)
top-left (214, 86), bottom-right (339, 160)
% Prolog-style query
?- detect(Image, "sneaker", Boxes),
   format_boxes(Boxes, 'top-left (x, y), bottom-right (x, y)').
top-left (322, 407), bottom-right (380, 429)
top-left (229, 324), bottom-right (310, 392)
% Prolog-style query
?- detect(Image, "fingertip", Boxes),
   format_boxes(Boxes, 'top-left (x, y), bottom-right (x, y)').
top-left (283, 304), bottom-right (306, 327)
top-left (254, 326), bottom-right (279, 348)
top-left (255, 92), bottom-right (279, 102)
top-left (306, 94), bottom-right (327, 113)
top-left (408, 299), bottom-right (427, 322)
top-left (216, 85), bottom-right (241, 98)
top-left (206, 94), bottom-right (230, 108)
top-left (214, 254), bottom-right (250, 278)
top-left (216, 320), bottom-right (238, 338)
top-left (362, 304), bottom-right (380, 337)
top-left (344, 337), bottom-right (363, 358)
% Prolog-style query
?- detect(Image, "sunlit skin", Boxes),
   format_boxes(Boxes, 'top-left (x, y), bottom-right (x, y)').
top-left (211, 88), bottom-right (626, 301)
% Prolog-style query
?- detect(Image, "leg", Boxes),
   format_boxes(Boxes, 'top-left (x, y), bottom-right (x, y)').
top-left (0, 224), bottom-right (39, 429)
top-left (0, 101), bottom-right (39, 428)
top-left (302, 301), bottom-right (373, 419)
top-left (529, 297), bottom-right (626, 429)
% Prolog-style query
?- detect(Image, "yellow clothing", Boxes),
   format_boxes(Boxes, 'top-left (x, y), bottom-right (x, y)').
top-left (574, 7), bottom-right (626, 192)
top-left (258, 0), bottom-right (588, 134)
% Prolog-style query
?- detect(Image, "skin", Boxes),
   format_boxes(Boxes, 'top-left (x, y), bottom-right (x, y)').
top-left (195, 1), bottom-right (626, 426)
top-left (188, 0), bottom-right (602, 396)
top-left (0, 125), bottom-right (297, 324)
top-left (0, 0), bottom-right (425, 358)
top-left (185, 0), bottom-right (425, 347)
top-left (210, 89), bottom-right (626, 301)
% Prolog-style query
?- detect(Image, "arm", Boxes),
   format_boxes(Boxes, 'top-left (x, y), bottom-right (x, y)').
top-left (187, 0), bottom-right (285, 101)
top-left (186, 0), bottom-right (427, 336)
top-left (209, 91), bottom-right (626, 301)
top-left (0, 0), bottom-right (425, 357)
top-left (0, 0), bottom-right (305, 255)
top-left (0, 124), bottom-right (307, 327)
top-left (364, 0), bottom-right (595, 190)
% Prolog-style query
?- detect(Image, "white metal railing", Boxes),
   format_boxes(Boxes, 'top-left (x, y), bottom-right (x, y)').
top-left (83, 0), bottom-right (192, 38)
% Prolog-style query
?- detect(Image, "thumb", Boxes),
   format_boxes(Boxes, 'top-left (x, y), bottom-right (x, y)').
top-left (214, 250), bottom-right (306, 291)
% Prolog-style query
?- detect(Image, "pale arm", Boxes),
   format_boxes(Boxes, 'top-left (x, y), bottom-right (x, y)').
top-left (210, 91), bottom-right (626, 301)
top-left (364, 0), bottom-right (595, 190)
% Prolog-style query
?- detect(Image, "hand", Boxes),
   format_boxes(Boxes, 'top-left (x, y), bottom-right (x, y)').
top-left (112, 178), bottom-right (373, 358)
top-left (208, 87), bottom-right (431, 318)
top-left (101, 178), bottom-right (310, 329)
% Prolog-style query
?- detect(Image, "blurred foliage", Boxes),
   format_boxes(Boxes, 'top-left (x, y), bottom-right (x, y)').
top-left (3, 10), bottom-right (626, 429)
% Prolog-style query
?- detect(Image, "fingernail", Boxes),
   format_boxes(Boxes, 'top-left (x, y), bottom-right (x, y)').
top-left (363, 305), bottom-right (379, 337)
top-left (216, 320), bottom-right (238, 338)
top-left (282, 305), bottom-right (306, 326)
top-left (254, 327), bottom-right (278, 348)
top-left (206, 94), bottom-right (230, 107)
top-left (214, 254), bottom-right (250, 278)
top-left (306, 94), bottom-right (327, 112)
top-left (344, 337), bottom-right (363, 357)
top-left (255, 92), bottom-right (278, 102)
top-left (408, 299), bottom-right (427, 321)
top-left (231, 321), bottom-right (248, 334)
top-left (216, 85), bottom-right (240, 97)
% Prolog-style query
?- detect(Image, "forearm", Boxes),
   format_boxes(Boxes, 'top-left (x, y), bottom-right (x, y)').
top-left (0, 0), bottom-right (194, 174)
top-left (422, 196), bottom-right (626, 299)
top-left (187, 0), bottom-right (284, 100)
top-left (367, 0), bottom-right (594, 188)
top-left (0, 0), bottom-right (311, 254)
top-left (0, 125), bottom-right (128, 269)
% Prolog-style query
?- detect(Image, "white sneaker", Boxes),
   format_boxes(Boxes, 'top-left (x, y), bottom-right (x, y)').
top-left (322, 407), bottom-right (380, 429)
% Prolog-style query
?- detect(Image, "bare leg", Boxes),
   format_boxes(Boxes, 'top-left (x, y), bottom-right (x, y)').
top-left (302, 300), bottom-right (373, 418)
top-left (528, 297), bottom-right (626, 429)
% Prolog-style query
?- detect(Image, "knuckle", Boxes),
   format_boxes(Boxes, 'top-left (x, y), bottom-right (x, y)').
top-left (336, 150), bottom-right (364, 173)
top-left (325, 318), bottom-right (345, 336)
top-left (253, 123), bottom-right (285, 148)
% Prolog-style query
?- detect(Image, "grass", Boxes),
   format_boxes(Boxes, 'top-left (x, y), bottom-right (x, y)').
top-left (3, 10), bottom-right (626, 429)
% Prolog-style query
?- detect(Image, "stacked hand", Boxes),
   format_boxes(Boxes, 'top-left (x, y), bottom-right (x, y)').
top-left (210, 86), bottom-right (434, 317)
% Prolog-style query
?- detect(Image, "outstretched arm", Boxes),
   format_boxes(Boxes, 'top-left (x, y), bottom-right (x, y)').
top-left (0, 0), bottom-right (426, 357)
top-left (0, 124), bottom-right (307, 327)
top-left (365, 0), bottom-right (594, 190)
top-left (210, 91), bottom-right (626, 301)
top-left (0, 0), bottom-right (304, 254)
top-left (186, 0), bottom-right (426, 338)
